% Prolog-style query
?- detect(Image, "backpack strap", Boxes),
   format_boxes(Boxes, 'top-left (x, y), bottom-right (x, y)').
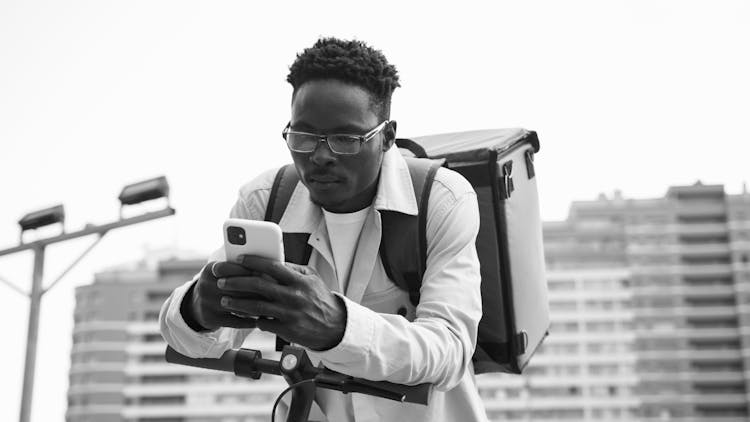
top-left (265, 164), bottom-right (313, 351)
top-left (265, 164), bottom-right (314, 265)
top-left (379, 157), bottom-right (443, 306)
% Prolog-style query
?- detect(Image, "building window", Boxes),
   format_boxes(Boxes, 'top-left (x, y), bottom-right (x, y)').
top-left (146, 291), bottom-right (171, 302)
top-left (144, 311), bottom-right (161, 321)
top-left (585, 321), bottom-right (616, 332)
top-left (142, 334), bottom-right (164, 343)
top-left (140, 375), bottom-right (186, 384)
top-left (140, 354), bottom-right (166, 363)
top-left (549, 301), bottom-right (577, 312)
top-left (589, 363), bottom-right (619, 375)
top-left (548, 279), bottom-right (576, 291)
top-left (138, 396), bottom-right (186, 405)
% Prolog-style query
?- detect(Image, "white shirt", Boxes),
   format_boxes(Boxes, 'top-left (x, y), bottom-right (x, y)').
top-left (159, 146), bottom-right (487, 422)
top-left (323, 207), bottom-right (369, 293)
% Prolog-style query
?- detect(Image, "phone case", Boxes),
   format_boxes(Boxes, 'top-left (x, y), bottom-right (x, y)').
top-left (223, 219), bottom-right (284, 263)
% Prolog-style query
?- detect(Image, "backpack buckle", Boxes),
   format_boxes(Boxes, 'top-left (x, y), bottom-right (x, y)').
top-left (499, 161), bottom-right (514, 199)
top-left (516, 331), bottom-right (528, 355)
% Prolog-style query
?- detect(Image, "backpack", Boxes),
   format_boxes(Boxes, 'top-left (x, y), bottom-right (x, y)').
top-left (265, 128), bottom-right (549, 375)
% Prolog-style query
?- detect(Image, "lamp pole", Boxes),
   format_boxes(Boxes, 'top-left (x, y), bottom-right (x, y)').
top-left (19, 246), bottom-right (44, 422)
top-left (0, 207), bottom-right (175, 422)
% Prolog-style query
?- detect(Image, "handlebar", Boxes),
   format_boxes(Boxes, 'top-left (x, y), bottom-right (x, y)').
top-left (165, 345), bottom-right (431, 421)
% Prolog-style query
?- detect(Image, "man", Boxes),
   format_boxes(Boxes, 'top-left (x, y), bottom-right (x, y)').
top-left (160, 37), bottom-right (487, 421)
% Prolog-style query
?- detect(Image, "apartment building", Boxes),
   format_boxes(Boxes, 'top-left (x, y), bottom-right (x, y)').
top-left (66, 257), bottom-right (286, 422)
top-left (68, 181), bottom-right (750, 422)
top-left (480, 201), bottom-right (639, 421)
top-left (482, 182), bottom-right (750, 422)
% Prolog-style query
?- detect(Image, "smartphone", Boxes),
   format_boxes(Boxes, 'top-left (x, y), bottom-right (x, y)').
top-left (223, 219), bottom-right (284, 263)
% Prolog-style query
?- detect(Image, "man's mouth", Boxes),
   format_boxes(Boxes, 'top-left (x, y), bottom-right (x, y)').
top-left (309, 174), bottom-right (341, 184)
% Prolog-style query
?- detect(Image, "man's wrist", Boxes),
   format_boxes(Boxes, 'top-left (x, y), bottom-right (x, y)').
top-left (314, 294), bottom-right (347, 351)
top-left (180, 282), bottom-right (211, 332)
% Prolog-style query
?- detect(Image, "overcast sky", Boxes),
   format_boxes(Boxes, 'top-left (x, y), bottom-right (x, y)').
top-left (1, 1), bottom-right (749, 421)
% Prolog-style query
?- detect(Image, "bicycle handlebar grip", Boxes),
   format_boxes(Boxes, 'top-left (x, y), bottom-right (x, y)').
top-left (165, 346), bottom-right (237, 372)
top-left (353, 379), bottom-right (431, 405)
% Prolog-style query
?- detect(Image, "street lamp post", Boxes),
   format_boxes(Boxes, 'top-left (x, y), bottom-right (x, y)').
top-left (0, 176), bottom-right (176, 422)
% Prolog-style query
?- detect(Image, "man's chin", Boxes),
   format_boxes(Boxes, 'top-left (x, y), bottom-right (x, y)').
top-left (309, 192), bottom-right (344, 210)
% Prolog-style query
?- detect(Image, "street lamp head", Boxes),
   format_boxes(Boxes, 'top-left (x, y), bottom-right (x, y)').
top-left (118, 176), bottom-right (170, 206)
top-left (18, 204), bottom-right (65, 232)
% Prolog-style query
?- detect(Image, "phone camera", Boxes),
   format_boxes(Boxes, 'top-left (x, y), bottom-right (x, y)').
top-left (227, 226), bottom-right (247, 245)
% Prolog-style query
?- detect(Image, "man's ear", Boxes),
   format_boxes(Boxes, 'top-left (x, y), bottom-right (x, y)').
top-left (383, 120), bottom-right (397, 151)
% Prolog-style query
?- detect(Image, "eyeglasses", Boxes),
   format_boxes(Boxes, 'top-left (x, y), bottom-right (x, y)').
top-left (282, 120), bottom-right (390, 155)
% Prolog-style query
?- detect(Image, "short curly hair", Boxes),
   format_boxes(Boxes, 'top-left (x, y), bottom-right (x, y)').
top-left (287, 37), bottom-right (400, 120)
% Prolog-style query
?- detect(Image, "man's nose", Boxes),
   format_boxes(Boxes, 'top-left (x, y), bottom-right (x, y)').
top-left (309, 139), bottom-right (337, 166)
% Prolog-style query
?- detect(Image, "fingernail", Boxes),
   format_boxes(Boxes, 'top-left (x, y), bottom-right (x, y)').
top-left (217, 278), bottom-right (225, 288)
top-left (220, 297), bottom-right (229, 307)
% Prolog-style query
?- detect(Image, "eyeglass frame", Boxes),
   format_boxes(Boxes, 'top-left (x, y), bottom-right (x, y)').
top-left (281, 120), bottom-right (391, 155)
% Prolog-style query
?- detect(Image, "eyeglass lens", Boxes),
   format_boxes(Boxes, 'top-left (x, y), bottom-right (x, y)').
top-left (287, 134), bottom-right (361, 154)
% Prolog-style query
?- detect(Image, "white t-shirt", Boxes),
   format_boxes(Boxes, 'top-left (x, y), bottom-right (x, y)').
top-left (322, 206), bottom-right (370, 293)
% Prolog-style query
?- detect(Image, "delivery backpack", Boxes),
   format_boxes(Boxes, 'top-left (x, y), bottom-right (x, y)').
top-left (265, 128), bottom-right (549, 375)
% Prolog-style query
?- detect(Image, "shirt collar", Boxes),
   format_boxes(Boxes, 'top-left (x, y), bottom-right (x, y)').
top-left (372, 146), bottom-right (418, 216)
top-left (278, 146), bottom-right (418, 233)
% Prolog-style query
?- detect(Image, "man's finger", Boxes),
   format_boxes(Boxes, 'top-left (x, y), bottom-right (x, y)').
top-left (211, 261), bottom-right (256, 278)
top-left (199, 308), bottom-right (259, 330)
top-left (283, 261), bottom-right (317, 276)
top-left (239, 255), bottom-right (300, 285)
top-left (217, 276), bottom-right (288, 301)
top-left (220, 314), bottom-right (260, 329)
top-left (220, 296), bottom-right (288, 320)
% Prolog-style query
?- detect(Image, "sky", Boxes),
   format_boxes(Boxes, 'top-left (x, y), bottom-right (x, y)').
top-left (1, 1), bottom-right (749, 421)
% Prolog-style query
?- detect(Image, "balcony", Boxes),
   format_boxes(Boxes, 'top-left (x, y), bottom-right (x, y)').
top-left (639, 392), bottom-right (747, 406)
top-left (636, 349), bottom-right (741, 361)
top-left (626, 224), bottom-right (676, 235)
top-left (679, 244), bottom-right (733, 256)
top-left (676, 223), bottom-right (729, 236)
top-left (65, 405), bottom-right (122, 417)
top-left (632, 284), bottom-right (735, 298)
top-left (69, 362), bottom-right (125, 374)
top-left (636, 327), bottom-right (739, 340)
top-left (120, 404), bottom-right (272, 419)
top-left (633, 305), bottom-right (737, 319)
top-left (626, 244), bottom-right (732, 257)
top-left (638, 371), bottom-right (744, 383)
top-left (71, 341), bottom-right (130, 354)
top-left (632, 263), bottom-right (733, 277)
top-left (625, 223), bottom-right (730, 236)
top-left (73, 320), bottom-right (129, 333)
top-left (482, 396), bottom-right (641, 411)
top-left (125, 322), bottom-right (161, 334)
top-left (532, 353), bottom-right (635, 366)
top-left (123, 379), bottom-right (285, 396)
top-left (68, 383), bottom-right (125, 394)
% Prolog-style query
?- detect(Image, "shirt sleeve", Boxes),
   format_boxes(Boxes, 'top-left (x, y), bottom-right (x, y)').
top-left (158, 168), bottom-right (278, 358)
top-left (309, 169), bottom-right (482, 391)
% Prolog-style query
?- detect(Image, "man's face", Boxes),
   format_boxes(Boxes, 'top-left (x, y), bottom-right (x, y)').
top-left (289, 79), bottom-right (389, 213)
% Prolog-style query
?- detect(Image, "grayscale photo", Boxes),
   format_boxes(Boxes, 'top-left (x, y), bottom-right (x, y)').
top-left (1, 1), bottom-right (749, 421)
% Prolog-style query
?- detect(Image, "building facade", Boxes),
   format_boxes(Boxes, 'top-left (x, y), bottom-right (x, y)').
top-left (68, 182), bottom-right (750, 421)
top-left (66, 258), bottom-right (287, 422)
top-left (478, 182), bottom-right (750, 422)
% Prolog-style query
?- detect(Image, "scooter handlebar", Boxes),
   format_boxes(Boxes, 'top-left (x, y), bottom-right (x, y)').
top-left (164, 345), bottom-right (431, 405)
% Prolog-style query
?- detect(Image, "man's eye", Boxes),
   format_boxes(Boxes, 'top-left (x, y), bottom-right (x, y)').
top-left (331, 135), bottom-right (358, 142)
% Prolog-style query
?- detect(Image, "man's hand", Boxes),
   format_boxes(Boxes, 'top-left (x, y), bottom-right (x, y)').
top-left (183, 261), bottom-right (261, 331)
top-left (216, 255), bottom-right (347, 351)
